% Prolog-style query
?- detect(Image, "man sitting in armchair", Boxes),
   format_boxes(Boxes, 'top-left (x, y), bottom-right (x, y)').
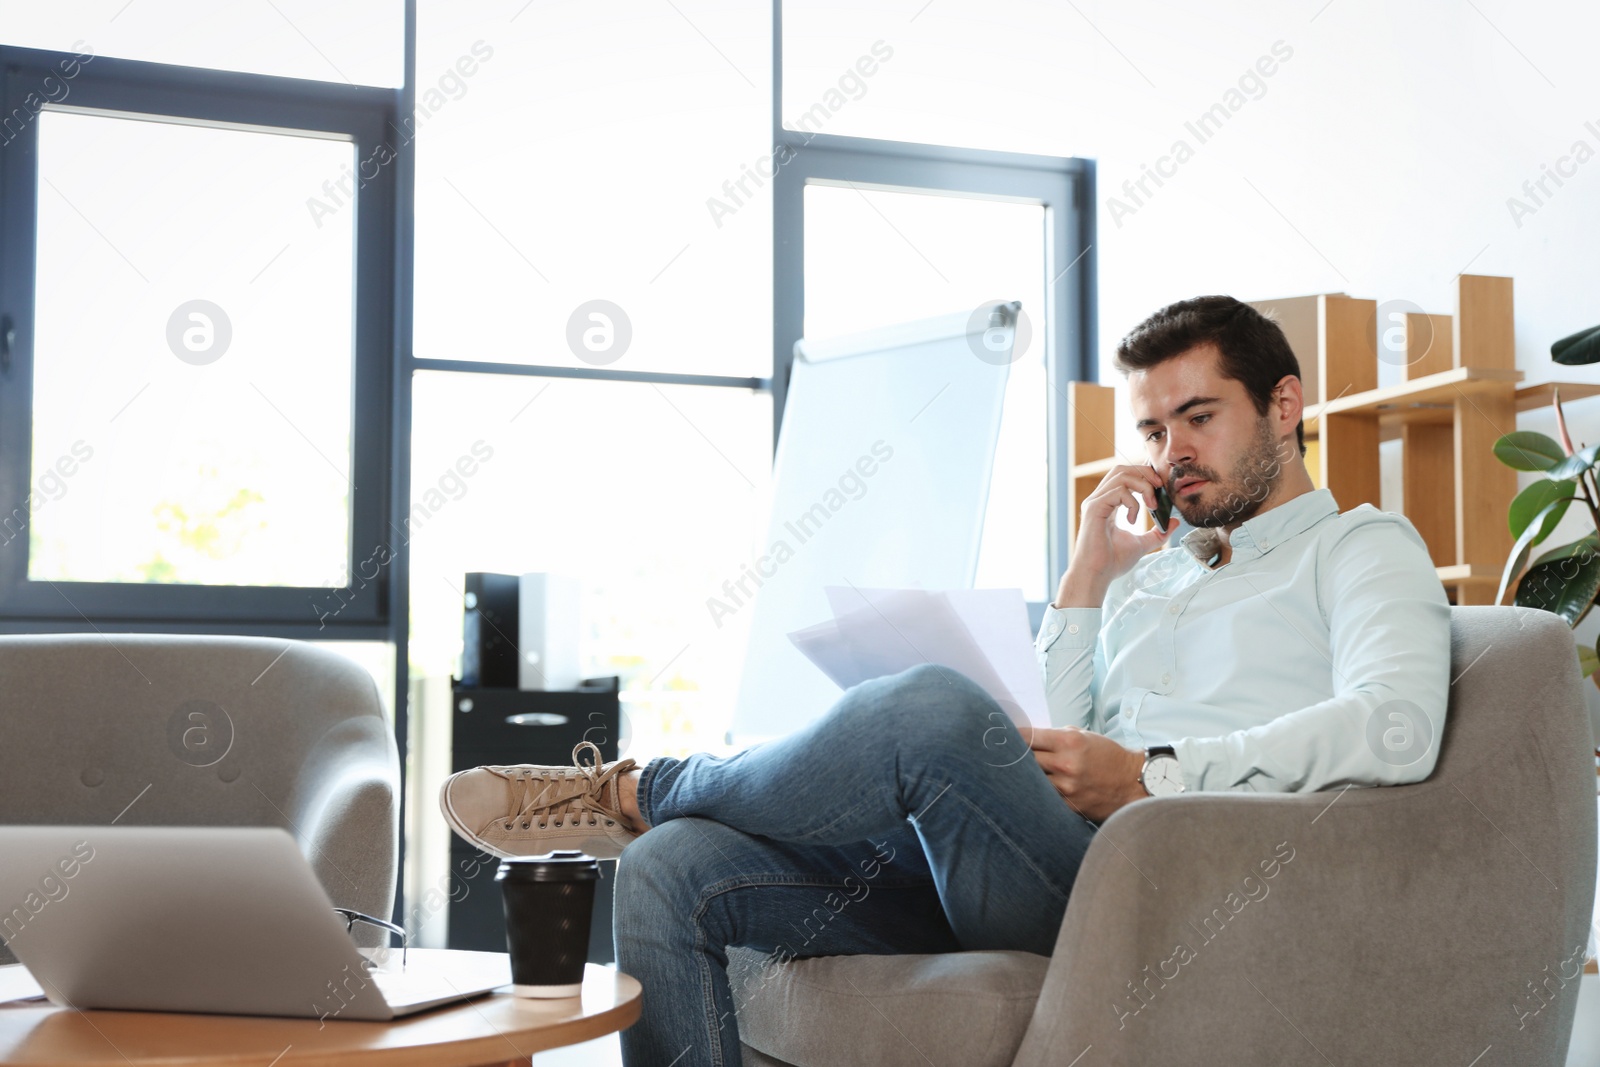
top-left (439, 295), bottom-right (1451, 1067)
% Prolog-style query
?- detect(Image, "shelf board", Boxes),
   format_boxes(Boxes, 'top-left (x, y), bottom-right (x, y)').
top-left (1435, 564), bottom-right (1500, 586)
top-left (1303, 367), bottom-right (1523, 441)
top-left (1070, 456), bottom-right (1120, 478)
top-left (1515, 381), bottom-right (1600, 414)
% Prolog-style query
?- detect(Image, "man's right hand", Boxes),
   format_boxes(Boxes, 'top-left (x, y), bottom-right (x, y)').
top-left (1053, 463), bottom-right (1178, 608)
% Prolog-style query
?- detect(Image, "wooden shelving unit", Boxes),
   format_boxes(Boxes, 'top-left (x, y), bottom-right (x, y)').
top-left (1066, 275), bottom-right (1597, 606)
top-left (1063, 379), bottom-right (1120, 557)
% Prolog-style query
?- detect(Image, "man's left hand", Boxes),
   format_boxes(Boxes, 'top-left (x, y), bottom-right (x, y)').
top-left (1027, 727), bottom-right (1148, 824)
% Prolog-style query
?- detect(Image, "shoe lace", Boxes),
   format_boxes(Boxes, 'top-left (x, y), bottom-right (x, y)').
top-left (505, 741), bottom-right (636, 830)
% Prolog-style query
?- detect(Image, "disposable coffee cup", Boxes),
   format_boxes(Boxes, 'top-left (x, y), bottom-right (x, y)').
top-left (496, 850), bottom-right (599, 998)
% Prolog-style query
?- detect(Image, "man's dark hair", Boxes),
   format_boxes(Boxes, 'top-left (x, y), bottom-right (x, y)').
top-left (1113, 295), bottom-right (1306, 458)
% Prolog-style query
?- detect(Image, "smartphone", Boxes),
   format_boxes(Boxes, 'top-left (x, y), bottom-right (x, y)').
top-left (1149, 483), bottom-right (1173, 531)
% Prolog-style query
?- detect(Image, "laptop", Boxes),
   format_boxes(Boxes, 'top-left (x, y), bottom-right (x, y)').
top-left (0, 825), bottom-right (511, 1020)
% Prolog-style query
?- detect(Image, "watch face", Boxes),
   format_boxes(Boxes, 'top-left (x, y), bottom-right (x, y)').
top-left (1143, 755), bottom-right (1185, 796)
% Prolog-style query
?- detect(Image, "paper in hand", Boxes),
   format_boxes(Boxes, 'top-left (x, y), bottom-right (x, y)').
top-left (785, 586), bottom-right (1048, 728)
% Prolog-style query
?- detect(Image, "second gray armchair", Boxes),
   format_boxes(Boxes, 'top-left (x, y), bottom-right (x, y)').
top-left (0, 633), bottom-right (400, 965)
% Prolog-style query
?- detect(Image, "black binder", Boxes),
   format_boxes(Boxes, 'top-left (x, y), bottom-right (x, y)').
top-left (460, 572), bottom-right (520, 689)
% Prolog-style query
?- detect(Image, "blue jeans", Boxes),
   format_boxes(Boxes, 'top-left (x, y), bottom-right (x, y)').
top-left (613, 664), bottom-right (1101, 1067)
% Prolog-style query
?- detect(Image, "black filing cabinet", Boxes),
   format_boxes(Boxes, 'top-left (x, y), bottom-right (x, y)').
top-left (447, 676), bottom-right (621, 964)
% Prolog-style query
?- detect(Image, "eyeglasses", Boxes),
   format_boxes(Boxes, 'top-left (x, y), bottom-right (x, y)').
top-left (332, 908), bottom-right (408, 970)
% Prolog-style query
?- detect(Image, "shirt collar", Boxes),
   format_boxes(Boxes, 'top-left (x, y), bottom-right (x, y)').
top-left (1179, 487), bottom-right (1340, 566)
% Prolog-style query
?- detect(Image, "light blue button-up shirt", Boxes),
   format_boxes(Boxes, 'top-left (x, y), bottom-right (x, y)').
top-left (1034, 487), bottom-right (1452, 792)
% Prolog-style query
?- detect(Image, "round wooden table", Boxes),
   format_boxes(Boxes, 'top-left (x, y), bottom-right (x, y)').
top-left (0, 964), bottom-right (640, 1067)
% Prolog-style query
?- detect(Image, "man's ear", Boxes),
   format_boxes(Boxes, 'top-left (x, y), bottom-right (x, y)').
top-left (1272, 375), bottom-right (1303, 427)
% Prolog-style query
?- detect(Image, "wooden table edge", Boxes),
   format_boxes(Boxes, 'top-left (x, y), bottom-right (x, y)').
top-left (0, 968), bottom-right (642, 1067)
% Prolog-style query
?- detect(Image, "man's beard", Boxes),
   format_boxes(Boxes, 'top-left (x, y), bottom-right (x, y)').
top-left (1177, 417), bottom-right (1289, 530)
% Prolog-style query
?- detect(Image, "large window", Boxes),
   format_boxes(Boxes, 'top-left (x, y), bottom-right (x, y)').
top-left (28, 111), bottom-right (355, 589)
top-left (409, 0), bottom-right (776, 758)
top-left (405, 1), bottom-right (1095, 759)
top-left (412, 0), bottom-right (771, 379)
top-left (0, 3), bottom-right (1096, 935)
top-left (0, 45), bottom-right (397, 630)
top-left (407, 373), bottom-right (771, 757)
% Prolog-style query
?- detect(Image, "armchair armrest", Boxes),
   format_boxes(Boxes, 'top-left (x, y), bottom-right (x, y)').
top-left (1011, 779), bottom-right (1588, 1066)
top-left (286, 717), bottom-right (400, 945)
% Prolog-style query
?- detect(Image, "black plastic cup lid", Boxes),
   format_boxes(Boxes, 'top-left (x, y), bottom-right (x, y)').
top-left (496, 849), bottom-right (600, 882)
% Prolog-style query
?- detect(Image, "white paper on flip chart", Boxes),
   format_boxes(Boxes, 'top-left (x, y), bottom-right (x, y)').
top-left (784, 586), bottom-right (1048, 728)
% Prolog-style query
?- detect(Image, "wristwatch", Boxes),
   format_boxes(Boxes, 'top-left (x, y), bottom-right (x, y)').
top-left (1139, 744), bottom-right (1186, 797)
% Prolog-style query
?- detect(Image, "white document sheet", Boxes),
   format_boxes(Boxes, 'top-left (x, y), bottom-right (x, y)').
top-left (786, 586), bottom-right (1048, 728)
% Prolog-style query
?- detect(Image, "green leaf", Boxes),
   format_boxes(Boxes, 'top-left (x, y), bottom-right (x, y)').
top-left (1508, 479), bottom-right (1578, 541)
top-left (1580, 642), bottom-right (1599, 680)
top-left (1498, 499), bottom-right (1576, 605)
top-left (1494, 431), bottom-right (1566, 471)
top-left (1514, 538), bottom-right (1600, 626)
top-left (1529, 532), bottom-right (1600, 571)
top-left (1552, 324), bottom-right (1600, 366)
top-left (1546, 442), bottom-right (1600, 481)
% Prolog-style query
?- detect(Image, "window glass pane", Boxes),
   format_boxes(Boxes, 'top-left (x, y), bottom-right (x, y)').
top-left (0, 0), bottom-right (403, 87)
top-left (803, 183), bottom-right (1047, 600)
top-left (781, 0), bottom-right (1091, 155)
top-left (408, 371), bottom-right (772, 759)
top-left (413, 0), bottom-right (772, 377)
top-left (28, 110), bottom-right (355, 587)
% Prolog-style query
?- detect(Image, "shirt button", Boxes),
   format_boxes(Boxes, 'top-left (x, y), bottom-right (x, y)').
top-left (1169, 604), bottom-right (1179, 614)
top-left (1067, 624), bottom-right (1079, 634)
top-left (1161, 673), bottom-right (1171, 685)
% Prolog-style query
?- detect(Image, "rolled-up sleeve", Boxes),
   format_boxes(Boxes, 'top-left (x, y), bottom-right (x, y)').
top-left (1170, 514), bottom-right (1452, 792)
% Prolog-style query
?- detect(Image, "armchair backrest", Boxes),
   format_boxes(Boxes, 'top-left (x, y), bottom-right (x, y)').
top-left (0, 634), bottom-right (400, 963)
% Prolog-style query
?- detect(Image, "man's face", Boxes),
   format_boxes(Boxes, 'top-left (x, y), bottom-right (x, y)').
top-left (1130, 343), bottom-right (1295, 530)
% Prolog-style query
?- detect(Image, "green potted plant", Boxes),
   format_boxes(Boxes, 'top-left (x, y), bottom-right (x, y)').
top-left (1492, 323), bottom-right (1600, 694)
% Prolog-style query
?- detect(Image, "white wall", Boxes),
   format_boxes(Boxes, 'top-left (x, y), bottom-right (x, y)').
top-left (1079, 0), bottom-right (1598, 369)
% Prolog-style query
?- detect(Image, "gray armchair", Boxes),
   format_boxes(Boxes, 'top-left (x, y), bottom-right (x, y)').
top-left (0, 633), bottom-right (400, 965)
top-left (730, 605), bottom-right (1598, 1066)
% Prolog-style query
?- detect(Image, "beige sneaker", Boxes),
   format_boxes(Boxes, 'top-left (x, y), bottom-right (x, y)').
top-left (439, 740), bottom-right (640, 860)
